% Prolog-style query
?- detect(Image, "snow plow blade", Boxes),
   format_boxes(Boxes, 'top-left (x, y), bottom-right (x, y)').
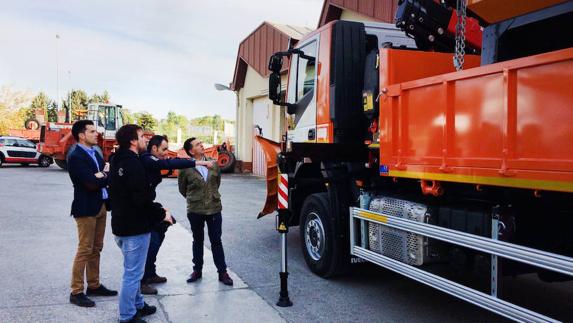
top-left (254, 135), bottom-right (281, 219)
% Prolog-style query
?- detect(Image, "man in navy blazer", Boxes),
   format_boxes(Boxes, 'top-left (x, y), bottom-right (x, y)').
top-left (67, 120), bottom-right (117, 307)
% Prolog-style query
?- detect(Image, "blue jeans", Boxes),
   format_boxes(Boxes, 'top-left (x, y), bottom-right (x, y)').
top-left (143, 227), bottom-right (166, 280)
top-left (115, 233), bottom-right (150, 322)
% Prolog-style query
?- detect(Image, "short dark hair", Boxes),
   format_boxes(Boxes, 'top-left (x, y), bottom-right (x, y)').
top-left (183, 137), bottom-right (197, 157)
top-left (147, 135), bottom-right (168, 152)
top-left (115, 124), bottom-right (143, 150)
top-left (71, 120), bottom-right (94, 141)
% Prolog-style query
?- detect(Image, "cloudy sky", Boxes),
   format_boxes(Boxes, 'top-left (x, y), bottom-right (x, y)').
top-left (0, 0), bottom-right (323, 119)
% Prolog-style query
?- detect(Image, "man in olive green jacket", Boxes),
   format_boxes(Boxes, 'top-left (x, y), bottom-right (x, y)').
top-left (178, 137), bottom-right (233, 286)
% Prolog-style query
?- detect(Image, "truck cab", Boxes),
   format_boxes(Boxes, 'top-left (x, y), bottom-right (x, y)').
top-left (86, 103), bottom-right (124, 141)
top-left (270, 21), bottom-right (415, 146)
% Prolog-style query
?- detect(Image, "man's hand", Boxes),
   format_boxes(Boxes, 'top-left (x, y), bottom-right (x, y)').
top-left (163, 209), bottom-right (174, 225)
top-left (94, 172), bottom-right (105, 179)
top-left (103, 162), bottom-right (110, 172)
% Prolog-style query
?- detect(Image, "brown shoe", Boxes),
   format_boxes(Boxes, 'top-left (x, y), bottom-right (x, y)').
top-left (143, 274), bottom-right (167, 284)
top-left (218, 271), bottom-right (234, 286)
top-left (140, 283), bottom-right (158, 295)
top-left (186, 271), bottom-right (202, 283)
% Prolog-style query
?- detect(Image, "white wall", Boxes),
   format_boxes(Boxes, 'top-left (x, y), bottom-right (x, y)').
top-left (235, 65), bottom-right (285, 163)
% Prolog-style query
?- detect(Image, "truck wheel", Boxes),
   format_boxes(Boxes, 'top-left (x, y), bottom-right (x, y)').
top-left (24, 118), bottom-right (40, 130)
top-left (54, 159), bottom-right (67, 170)
top-left (218, 151), bottom-right (236, 173)
top-left (300, 192), bottom-right (345, 278)
top-left (39, 155), bottom-right (52, 167)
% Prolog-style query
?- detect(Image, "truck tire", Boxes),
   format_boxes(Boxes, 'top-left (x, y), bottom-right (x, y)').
top-left (25, 118), bottom-right (40, 130)
top-left (300, 192), bottom-right (346, 278)
top-left (218, 151), bottom-right (236, 173)
top-left (54, 159), bottom-right (67, 170)
top-left (38, 155), bottom-right (52, 168)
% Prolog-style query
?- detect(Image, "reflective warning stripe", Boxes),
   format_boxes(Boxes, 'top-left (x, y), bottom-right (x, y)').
top-left (278, 174), bottom-right (288, 209)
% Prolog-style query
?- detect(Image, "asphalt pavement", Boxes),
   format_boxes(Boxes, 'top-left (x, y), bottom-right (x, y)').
top-left (1, 164), bottom-right (572, 322)
top-left (0, 165), bottom-right (282, 323)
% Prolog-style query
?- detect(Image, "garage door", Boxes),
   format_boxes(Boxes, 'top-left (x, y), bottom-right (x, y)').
top-left (252, 97), bottom-right (273, 176)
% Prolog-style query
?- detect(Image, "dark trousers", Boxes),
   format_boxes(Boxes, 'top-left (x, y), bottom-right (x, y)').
top-left (188, 212), bottom-right (227, 273)
top-left (142, 226), bottom-right (166, 280)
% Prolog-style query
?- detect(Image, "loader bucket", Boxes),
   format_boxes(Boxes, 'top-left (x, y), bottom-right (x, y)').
top-left (254, 135), bottom-right (281, 219)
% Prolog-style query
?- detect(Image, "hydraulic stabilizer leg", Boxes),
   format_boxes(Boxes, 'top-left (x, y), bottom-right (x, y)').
top-left (276, 209), bottom-right (293, 307)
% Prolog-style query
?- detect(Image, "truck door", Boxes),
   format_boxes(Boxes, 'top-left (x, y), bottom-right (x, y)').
top-left (286, 38), bottom-right (318, 143)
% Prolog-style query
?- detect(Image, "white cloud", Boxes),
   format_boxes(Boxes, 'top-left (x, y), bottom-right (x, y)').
top-left (0, 0), bottom-right (323, 119)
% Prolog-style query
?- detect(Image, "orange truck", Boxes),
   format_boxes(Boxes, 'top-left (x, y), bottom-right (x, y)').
top-left (258, 0), bottom-right (573, 320)
top-left (7, 109), bottom-right (47, 142)
top-left (161, 140), bottom-right (236, 177)
top-left (39, 103), bottom-right (123, 169)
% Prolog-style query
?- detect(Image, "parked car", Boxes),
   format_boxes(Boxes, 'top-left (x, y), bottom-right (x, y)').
top-left (0, 136), bottom-right (52, 167)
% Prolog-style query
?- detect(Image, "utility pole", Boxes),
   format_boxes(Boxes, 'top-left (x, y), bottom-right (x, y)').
top-left (67, 70), bottom-right (72, 122)
top-left (55, 34), bottom-right (60, 111)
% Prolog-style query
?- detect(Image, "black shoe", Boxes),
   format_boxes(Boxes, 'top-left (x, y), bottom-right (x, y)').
top-left (137, 302), bottom-right (157, 317)
top-left (219, 271), bottom-right (234, 286)
top-left (69, 292), bottom-right (95, 307)
top-left (186, 271), bottom-right (202, 283)
top-left (120, 315), bottom-right (146, 323)
top-left (140, 283), bottom-right (158, 295)
top-left (86, 284), bottom-right (118, 296)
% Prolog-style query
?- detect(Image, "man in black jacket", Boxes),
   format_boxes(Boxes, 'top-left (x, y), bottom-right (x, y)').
top-left (139, 135), bottom-right (213, 295)
top-left (109, 124), bottom-right (172, 323)
top-left (68, 120), bottom-right (117, 308)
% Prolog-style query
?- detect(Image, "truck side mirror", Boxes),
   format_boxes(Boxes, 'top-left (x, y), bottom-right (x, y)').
top-left (268, 51), bottom-right (297, 112)
top-left (268, 54), bottom-right (283, 74)
top-left (269, 72), bottom-right (282, 104)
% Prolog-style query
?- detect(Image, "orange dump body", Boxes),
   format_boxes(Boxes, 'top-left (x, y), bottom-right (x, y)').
top-left (378, 48), bottom-right (573, 193)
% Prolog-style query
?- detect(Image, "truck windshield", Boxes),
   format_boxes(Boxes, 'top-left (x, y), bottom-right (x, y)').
top-left (287, 41), bottom-right (317, 103)
top-left (90, 104), bottom-right (118, 130)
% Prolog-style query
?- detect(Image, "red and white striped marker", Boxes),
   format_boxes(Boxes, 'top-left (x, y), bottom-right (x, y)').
top-left (278, 174), bottom-right (288, 209)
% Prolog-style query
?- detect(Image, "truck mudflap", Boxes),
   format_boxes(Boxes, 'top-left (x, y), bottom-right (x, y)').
top-left (254, 135), bottom-right (282, 218)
